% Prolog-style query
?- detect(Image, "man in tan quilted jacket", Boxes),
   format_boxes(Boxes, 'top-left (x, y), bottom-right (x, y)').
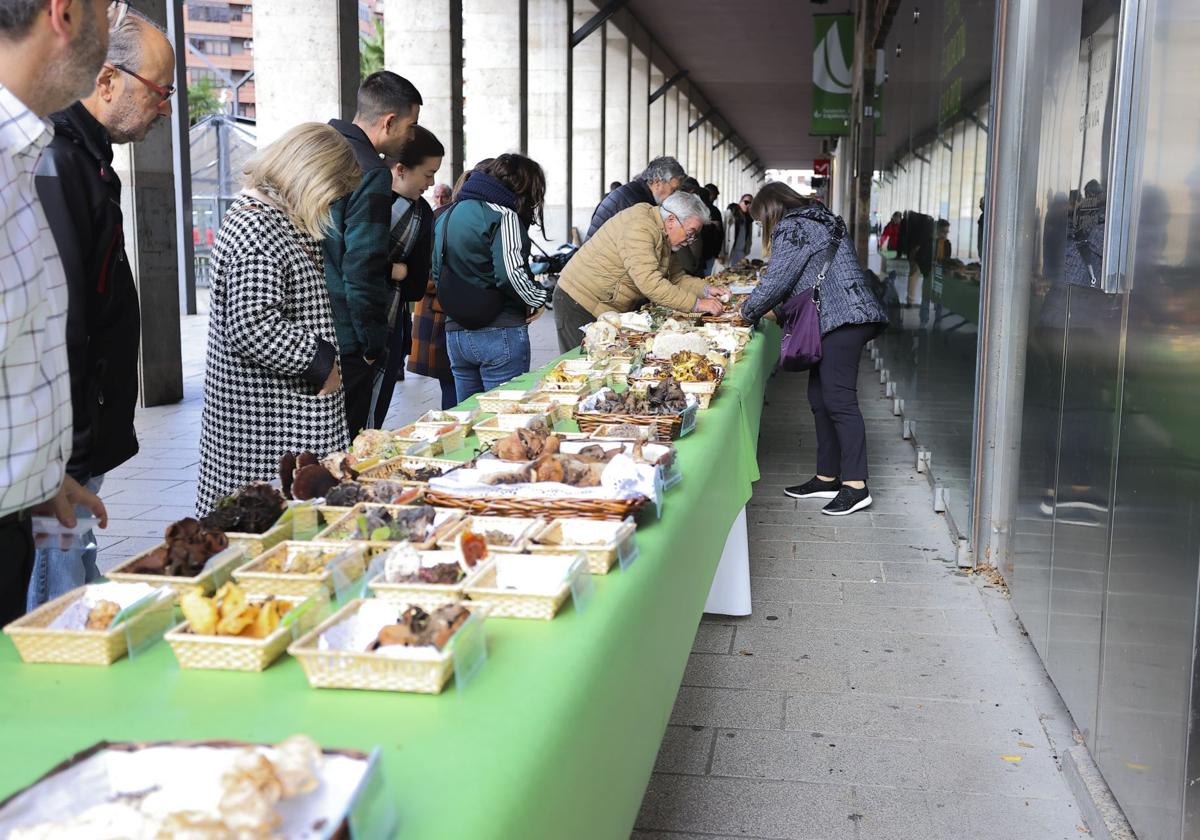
top-left (552, 191), bottom-right (727, 352)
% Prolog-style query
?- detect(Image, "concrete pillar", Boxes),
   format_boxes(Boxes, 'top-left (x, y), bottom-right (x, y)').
top-left (648, 62), bottom-right (664, 160)
top-left (110, 0), bottom-right (183, 406)
top-left (254, 0), bottom-right (358, 146)
top-left (571, 2), bottom-right (603, 236)
top-left (664, 86), bottom-right (679, 165)
top-left (384, 0), bottom-right (464, 183)
top-left (528, 0), bottom-right (569, 244)
top-left (602, 23), bottom-right (629, 187)
top-left (686, 102), bottom-right (698, 175)
top-left (676, 93), bottom-right (689, 165)
top-left (463, 0), bottom-right (522, 165)
top-left (629, 39), bottom-right (649, 176)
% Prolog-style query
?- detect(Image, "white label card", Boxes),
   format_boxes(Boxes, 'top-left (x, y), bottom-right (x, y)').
top-left (568, 553), bottom-right (596, 613)
top-left (617, 522), bottom-right (640, 571)
top-left (450, 612), bottom-right (488, 692)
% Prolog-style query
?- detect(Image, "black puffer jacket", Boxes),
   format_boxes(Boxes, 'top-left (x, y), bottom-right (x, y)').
top-left (586, 179), bottom-right (655, 239)
top-left (35, 102), bottom-right (140, 482)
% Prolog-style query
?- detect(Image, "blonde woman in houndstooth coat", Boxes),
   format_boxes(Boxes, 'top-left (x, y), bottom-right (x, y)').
top-left (196, 123), bottom-right (361, 516)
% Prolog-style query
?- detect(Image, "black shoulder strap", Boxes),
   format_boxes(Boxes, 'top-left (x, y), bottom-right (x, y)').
top-left (437, 201), bottom-right (458, 273)
top-left (814, 227), bottom-right (844, 291)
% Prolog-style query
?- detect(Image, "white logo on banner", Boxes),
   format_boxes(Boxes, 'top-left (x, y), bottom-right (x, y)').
top-left (814, 23), bottom-right (852, 95)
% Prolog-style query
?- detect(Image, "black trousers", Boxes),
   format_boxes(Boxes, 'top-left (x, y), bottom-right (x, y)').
top-left (0, 515), bottom-right (34, 626)
top-left (808, 323), bottom-right (878, 482)
top-left (369, 310), bottom-right (413, 429)
top-left (553, 284), bottom-right (596, 354)
top-left (341, 353), bottom-right (380, 438)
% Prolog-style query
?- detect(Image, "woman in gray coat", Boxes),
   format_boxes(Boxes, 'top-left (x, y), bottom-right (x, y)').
top-left (741, 183), bottom-right (887, 516)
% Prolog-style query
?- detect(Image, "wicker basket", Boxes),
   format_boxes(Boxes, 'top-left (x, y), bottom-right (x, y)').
top-left (416, 408), bottom-right (482, 431)
top-left (4, 586), bottom-right (170, 665)
top-left (586, 423), bottom-right (658, 442)
top-left (288, 599), bottom-right (477, 694)
top-left (475, 388), bottom-right (533, 414)
top-left (223, 520), bottom-right (290, 560)
top-left (366, 553), bottom-right (490, 610)
top-left (473, 413), bottom-right (551, 447)
top-left (356, 455), bottom-right (463, 483)
top-left (106, 543), bottom-right (247, 596)
top-left (315, 504), bottom-right (463, 550)
top-left (528, 518), bottom-right (637, 575)
top-left (232, 541), bottom-right (372, 599)
top-left (575, 411), bottom-right (683, 440)
top-left (436, 515), bottom-right (544, 554)
top-left (410, 422), bottom-right (467, 455)
top-left (464, 555), bottom-right (573, 620)
top-left (421, 490), bottom-right (645, 521)
top-left (524, 391), bottom-right (580, 422)
top-left (164, 594), bottom-right (322, 672)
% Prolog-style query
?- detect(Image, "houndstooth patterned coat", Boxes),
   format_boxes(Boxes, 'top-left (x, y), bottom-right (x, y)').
top-left (196, 195), bottom-right (349, 516)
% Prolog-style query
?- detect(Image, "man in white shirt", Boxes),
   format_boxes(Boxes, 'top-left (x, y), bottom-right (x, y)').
top-left (0, 0), bottom-right (115, 624)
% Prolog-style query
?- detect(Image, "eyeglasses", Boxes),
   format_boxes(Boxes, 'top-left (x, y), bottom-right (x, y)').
top-left (111, 63), bottom-right (176, 102)
top-left (670, 215), bottom-right (700, 245)
top-left (108, 0), bottom-right (129, 29)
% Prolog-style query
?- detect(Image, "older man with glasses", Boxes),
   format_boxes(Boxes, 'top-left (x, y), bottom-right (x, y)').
top-left (0, 0), bottom-right (117, 624)
top-left (552, 191), bottom-right (728, 353)
top-left (26, 9), bottom-right (175, 610)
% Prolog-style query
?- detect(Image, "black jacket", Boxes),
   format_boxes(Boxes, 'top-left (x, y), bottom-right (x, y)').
top-left (35, 102), bottom-right (140, 482)
top-left (702, 202), bottom-right (723, 261)
top-left (586, 179), bottom-right (655, 239)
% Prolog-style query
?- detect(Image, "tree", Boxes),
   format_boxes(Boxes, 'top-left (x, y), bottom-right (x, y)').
top-left (188, 76), bottom-right (222, 124)
top-left (360, 19), bottom-right (384, 80)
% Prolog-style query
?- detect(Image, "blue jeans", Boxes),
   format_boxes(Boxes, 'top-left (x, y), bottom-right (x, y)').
top-left (27, 474), bottom-right (103, 611)
top-left (446, 326), bottom-right (532, 403)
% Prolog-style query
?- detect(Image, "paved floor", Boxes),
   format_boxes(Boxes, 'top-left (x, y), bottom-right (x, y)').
top-left (633, 360), bottom-right (1090, 840)
top-left (102, 318), bottom-right (1088, 839)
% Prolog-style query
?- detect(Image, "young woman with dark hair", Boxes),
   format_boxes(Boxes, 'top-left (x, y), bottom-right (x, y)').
top-left (740, 182), bottom-right (888, 516)
top-left (369, 125), bottom-right (445, 425)
top-left (433, 153), bottom-right (550, 401)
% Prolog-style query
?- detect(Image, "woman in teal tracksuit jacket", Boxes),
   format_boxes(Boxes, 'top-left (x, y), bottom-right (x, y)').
top-left (432, 154), bottom-right (550, 402)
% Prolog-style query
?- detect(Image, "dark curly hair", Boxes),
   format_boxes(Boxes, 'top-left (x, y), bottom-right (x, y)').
top-left (479, 154), bottom-right (547, 233)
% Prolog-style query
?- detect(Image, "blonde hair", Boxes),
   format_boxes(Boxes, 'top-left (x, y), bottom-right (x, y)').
top-left (242, 123), bottom-right (361, 240)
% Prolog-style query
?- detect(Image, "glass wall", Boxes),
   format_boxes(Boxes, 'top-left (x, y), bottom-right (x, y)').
top-left (869, 0), bottom-right (995, 535)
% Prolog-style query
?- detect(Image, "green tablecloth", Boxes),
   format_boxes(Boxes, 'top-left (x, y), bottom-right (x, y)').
top-left (0, 323), bottom-right (780, 840)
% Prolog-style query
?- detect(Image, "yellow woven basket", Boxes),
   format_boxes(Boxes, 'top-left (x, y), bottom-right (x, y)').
top-left (223, 520), bottom-right (291, 559)
top-left (472, 413), bottom-right (551, 448)
top-left (164, 594), bottom-right (322, 672)
top-left (356, 455), bottom-right (461, 483)
top-left (464, 558), bottom-right (572, 620)
top-left (232, 541), bottom-right (371, 599)
top-left (4, 586), bottom-right (166, 666)
top-left (527, 518), bottom-right (636, 575)
top-left (365, 553), bottom-right (488, 611)
top-left (316, 504), bottom-right (463, 550)
top-left (435, 515), bottom-right (544, 554)
top-left (105, 543), bottom-right (247, 596)
top-left (288, 599), bottom-right (468, 694)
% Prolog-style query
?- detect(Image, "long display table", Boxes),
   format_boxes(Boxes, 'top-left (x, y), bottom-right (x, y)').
top-left (0, 323), bottom-right (781, 839)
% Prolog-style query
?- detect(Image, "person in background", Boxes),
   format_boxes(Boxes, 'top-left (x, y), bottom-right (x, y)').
top-left (586, 156), bottom-right (685, 239)
top-left (722, 193), bottom-right (754, 265)
top-left (410, 161), bottom-right (491, 410)
top-left (702, 182), bottom-right (724, 275)
top-left (608, 180), bottom-right (622, 193)
top-left (0, 0), bottom-right (115, 625)
top-left (741, 182), bottom-right (888, 517)
top-left (323, 70), bottom-right (422, 437)
top-left (431, 182), bottom-right (451, 210)
top-left (28, 9), bottom-right (174, 610)
top-left (196, 123), bottom-right (360, 516)
top-left (553, 192), bottom-right (727, 353)
top-left (934, 218), bottom-right (952, 261)
top-left (671, 177), bottom-right (707, 277)
top-left (368, 126), bottom-right (444, 428)
top-left (878, 211), bottom-right (901, 254)
top-left (977, 196), bottom-right (985, 257)
top-left (434, 153), bottom-right (550, 402)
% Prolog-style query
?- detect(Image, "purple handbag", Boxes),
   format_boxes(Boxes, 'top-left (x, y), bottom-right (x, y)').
top-left (779, 230), bottom-right (843, 372)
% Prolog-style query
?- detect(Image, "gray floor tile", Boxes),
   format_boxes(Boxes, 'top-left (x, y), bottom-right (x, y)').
top-left (691, 624), bottom-right (734, 654)
top-left (636, 775), bottom-right (855, 839)
top-left (926, 791), bottom-right (1085, 840)
top-left (710, 729), bottom-right (924, 789)
top-left (747, 577), bottom-right (843, 604)
top-left (653, 725), bottom-right (716, 775)
top-left (848, 786), bottom-right (938, 840)
top-left (669, 686), bottom-right (785, 730)
top-left (750, 558), bottom-right (882, 582)
top-left (840, 580), bottom-right (981, 609)
top-left (682, 653), bottom-right (849, 694)
top-left (787, 604), bottom-right (951, 635)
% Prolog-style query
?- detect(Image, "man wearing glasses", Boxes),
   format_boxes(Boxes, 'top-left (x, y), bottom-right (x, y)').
top-left (552, 191), bottom-right (728, 353)
top-left (722, 193), bottom-right (755, 267)
top-left (26, 9), bottom-right (174, 610)
top-left (0, 0), bottom-right (118, 624)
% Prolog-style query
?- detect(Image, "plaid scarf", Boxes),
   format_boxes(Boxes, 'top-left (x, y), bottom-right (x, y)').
top-left (388, 195), bottom-right (428, 263)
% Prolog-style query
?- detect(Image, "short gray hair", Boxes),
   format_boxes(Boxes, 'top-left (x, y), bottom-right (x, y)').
top-left (659, 191), bottom-right (709, 225)
top-left (107, 10), bottom-right (165, 71)
top-left (639, 156), bottom-right (685, 185)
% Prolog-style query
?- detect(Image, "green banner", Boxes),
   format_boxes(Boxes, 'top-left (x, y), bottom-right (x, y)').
top-left (812, 14), bottom-right (854, 136)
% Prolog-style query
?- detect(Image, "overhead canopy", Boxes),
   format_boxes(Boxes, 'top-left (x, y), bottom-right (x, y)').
top-left (627, 0), bottom-right (835, 169)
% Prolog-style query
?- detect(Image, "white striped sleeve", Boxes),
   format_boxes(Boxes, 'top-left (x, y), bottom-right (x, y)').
top-left (487, 203), bottom-right (548, 308)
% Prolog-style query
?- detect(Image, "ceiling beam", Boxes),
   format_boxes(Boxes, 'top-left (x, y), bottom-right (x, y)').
top-left (712, 128), bottom-right (736, 150)
top-left (571, 0), bottom-right (629, 48)
top-left (648, 69), bottom-right (688, 103)
top-left (688, 108), bottom-right (716, 133)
